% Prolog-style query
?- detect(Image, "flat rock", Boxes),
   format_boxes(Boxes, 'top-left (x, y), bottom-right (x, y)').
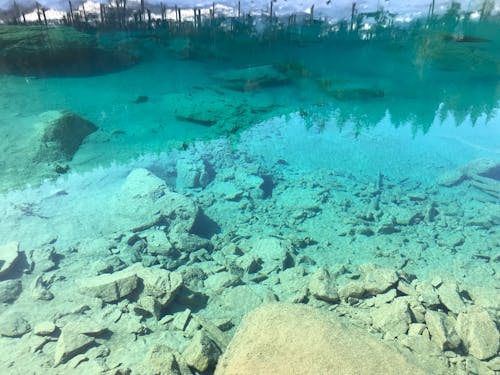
top-left (371, 298), bottom-right (412, 338)
top-left (436, 169), bottom-right (465, 187)
top-left (308, 267), bottom-right (339, 303)
top-left (34, 321), bottom-right (57, 336)
top-left (340, 264), bottom-right (398, 299)
top-left (0, 279), bottom-right (22, 303)
top-left (215, 303), bottom-right (430, 375)
top-left (274, 267), bottom-right (309, 303)
top-left (54, 322), bottom-right (96, 366)
top-left (0, 241), bottom-right (20, 278)
top-left (0, 312), bottom-right (30, 337)
top-left (245, 237), bottom-right (294, 275)
top-left (204, 272), bottom-right (241, 292)
top-left (456, 310), bottom-right (499, 360)
top-left (467, 286), bottom-right (500, 311)
top-left (79, 267), bottom-right (138, 303)
top-left (182, 330), bottom-right (221, 372)
top-left (207, 284), bottom-right (277, 325)
top-left (215, 65), bottom-right (289, 92)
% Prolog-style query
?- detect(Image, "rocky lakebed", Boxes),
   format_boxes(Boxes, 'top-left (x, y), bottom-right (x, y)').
top-left (0, 110), bottom-right (499, 374)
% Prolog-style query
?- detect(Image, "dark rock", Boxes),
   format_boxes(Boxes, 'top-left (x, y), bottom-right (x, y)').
top-left (0, 279), bottom-right (22, 303)
top-left (134, 95), bottom-right (149, 104)
top-left (214, 65), bottom-right (290, 92)
top-left (34, 111), bottom-right (98, 163)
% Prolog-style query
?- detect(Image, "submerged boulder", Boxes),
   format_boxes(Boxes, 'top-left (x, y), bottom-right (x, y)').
top-left (215, 303), bottom-right (429, 375)
top-left (109, 168), bottom-right (200, 233)
top-left (214, 65), bottom-right (290, 92)
top-left (0, 110), bottom-right (98, 191)
top-left (33, 111), bottom-right (98, 163)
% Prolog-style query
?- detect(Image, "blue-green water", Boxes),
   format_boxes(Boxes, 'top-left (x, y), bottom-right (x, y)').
top-left (0, 19), bottom-right (499, 374)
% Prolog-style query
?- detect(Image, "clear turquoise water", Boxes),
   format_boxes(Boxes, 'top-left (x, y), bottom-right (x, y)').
top-left (0, 17), bottom-right (499, 373)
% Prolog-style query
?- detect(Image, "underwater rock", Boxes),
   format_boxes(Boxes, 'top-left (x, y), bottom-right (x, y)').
top-left (33, 321), bottom-right (57, 336)
top-left (182, 330), bottom-right (221, 373)
top-left (134, 95), bottom-right (149, 104)
top-left (308, 267), bottom-right (339, 304)
top-left (191, 314), bottom-right (232, 351)
top-left (214, 65), bottom-right (289, 92)
top-left (176, 156), bottom-right (213, 190)
top-left (414, 281), bottom-right (441, 308)
top-left (318, 78), bottom-right (384, 101)
top-left (139, 344), bottom-right (181, 375)
top-left (30, 274), bottom-right (54, 301)
top-left (168, 231), bottom-right (212, 253)
top-left (456, 311), bottom-right (499, 360)
top-left (234, 171), bottom-right (266, 200)
top-left (164, 90), bottom-right (284, 134)
top-left (467, 287), bottom-right (500, 311)
top-left (79, 267), bottom-right (139, 303)
top-left (0, 312), bottom-right (30, 337)
top-left (94, 256), bottom-right (127, 275)
top-left (54, 322), bottom-right (98, 366)
top-left (243, 237), bottom-right (295, 275)
top-left (424, 311), bottom-right (461, 351)
top-left (274, 267), bottom-right (309, 303)
top-left (0, 241), bottom-right (20, 279)
top-left (436, 281), bottom-right (467, 314)
top-left (143, 230), bottom-right (175, 257)
top-left (0, 279), bottom-right (22, 303)
top-left (204, 272), bottom-right (242, 293)
top-left (172, 309), bottom-right (192, 331)
top-left (33, 110), bottom-right (98, 163)
top-left (207, 284), bottom-right (277, 326)
top-left (437, 159), bottom-right (500, 199)
top-left (27, 246), bottom-right (58, 273)
top-left (214, 303), bottom-right (428, 375)
top-left (339, 264), bottom-right (398, 300)
top-left (109, 168), bottom-right (200, 233)
top-left (371, 298), bottom-right (412, 339)
top-left (134, 266), bottom-right (183, 319)
top-left (436, 169), bottom-right (465, 187)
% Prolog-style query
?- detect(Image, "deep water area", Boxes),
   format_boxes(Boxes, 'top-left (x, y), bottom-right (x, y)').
top-left (0, 15), bottom-right (499, 375)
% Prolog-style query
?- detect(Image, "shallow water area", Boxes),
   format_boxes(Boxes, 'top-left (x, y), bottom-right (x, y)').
top-left (0, 9), bottom-right (499, 375)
